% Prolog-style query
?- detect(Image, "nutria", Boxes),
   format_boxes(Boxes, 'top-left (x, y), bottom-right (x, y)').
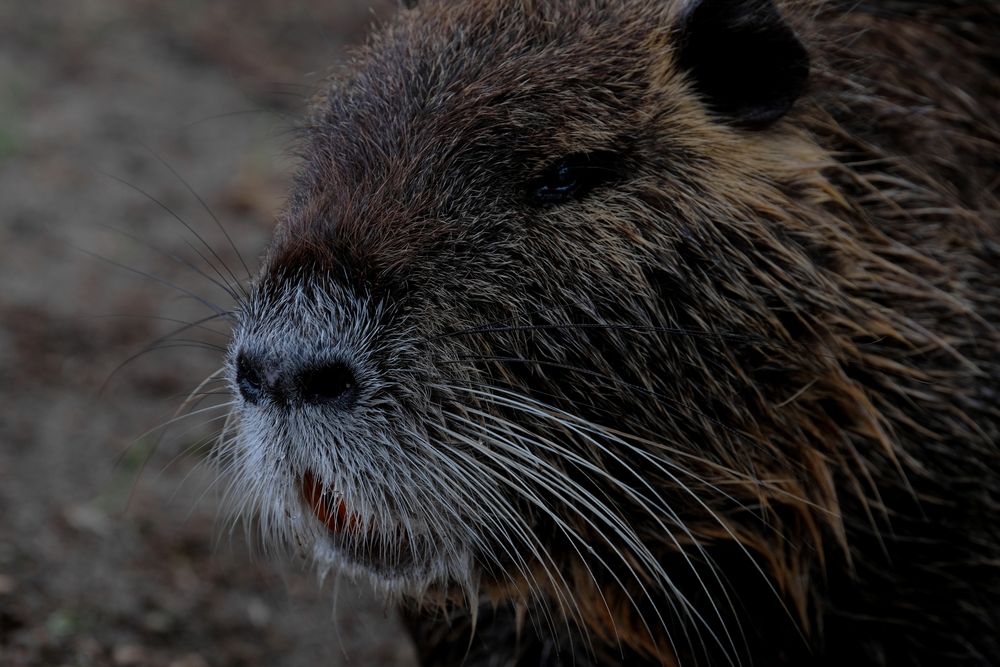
top-left (221, 0), bottom-right (1000, 664)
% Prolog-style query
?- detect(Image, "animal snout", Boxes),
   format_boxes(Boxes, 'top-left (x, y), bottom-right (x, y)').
top-left (235, 350), bottom-right (360, 410)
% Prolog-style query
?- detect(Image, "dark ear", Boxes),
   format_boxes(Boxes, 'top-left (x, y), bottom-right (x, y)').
top-left (676, 0), bottom-right (809, 129)
top-left (400, 0), bottom-right (418, 8)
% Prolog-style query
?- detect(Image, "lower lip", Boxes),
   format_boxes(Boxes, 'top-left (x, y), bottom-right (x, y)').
top-left (299, 472), bottom-right (421, 577)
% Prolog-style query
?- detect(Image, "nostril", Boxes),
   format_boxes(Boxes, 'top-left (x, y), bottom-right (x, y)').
top-left (298, 361), bottom-right (359, 408)
top-left (235, 351), bottom-right (266, 404)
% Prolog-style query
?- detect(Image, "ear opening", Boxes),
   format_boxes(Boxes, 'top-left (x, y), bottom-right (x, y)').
top-left (676, 0), bottom-right (810, 129)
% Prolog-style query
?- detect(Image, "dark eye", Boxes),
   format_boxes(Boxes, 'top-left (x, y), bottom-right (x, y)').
top-left (527, 151), bottom-right (621, 206)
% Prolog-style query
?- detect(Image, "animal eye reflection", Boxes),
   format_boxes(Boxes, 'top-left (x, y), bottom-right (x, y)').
top-left (527, 150), bottom-right (622, 206)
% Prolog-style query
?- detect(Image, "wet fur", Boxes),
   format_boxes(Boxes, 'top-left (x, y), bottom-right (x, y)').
top-left (223, 1), bottom-right (1000, 665)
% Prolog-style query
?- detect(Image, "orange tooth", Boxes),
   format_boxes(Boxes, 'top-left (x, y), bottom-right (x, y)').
top-left (300, 470), bottom-right (360, 534)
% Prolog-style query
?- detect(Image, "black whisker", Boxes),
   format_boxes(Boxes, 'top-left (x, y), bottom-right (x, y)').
top-left (431, 321), bottom-right (762, 345)
top-left (96, 168), bottom-right (246, 299)
top-left (140, 313), bottom-right (235, 348)
top-left (139, 142), bottom-right (254, 286)
top-left (91, 313), bottom-right (232, 337)
top-left (99, 223), bottom-right (242, 302)
top-left (67, 241), bottom-right (231, 319)
top-left (426, 298), bottom-right (596, 343)
top-left (101, 342), bottom-right (228, 396)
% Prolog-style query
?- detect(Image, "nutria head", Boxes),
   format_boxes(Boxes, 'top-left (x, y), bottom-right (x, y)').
top-left (222, 0), bottom-right (1000, 663)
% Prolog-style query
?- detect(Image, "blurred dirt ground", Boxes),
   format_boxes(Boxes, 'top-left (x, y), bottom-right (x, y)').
top-left (0, 1), bottom-right (418, 665)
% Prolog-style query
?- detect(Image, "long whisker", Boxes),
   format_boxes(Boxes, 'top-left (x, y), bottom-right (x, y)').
top-left (452, 400), bottom-right (747, 665)
top-left (467, 383), bottom-right (808, 650)
top-left (96, 168), bottom-right (247, 298)
top-left (91, 312), bottom-right (232, 337)
top-left (100, 340), bottom-right (230, 396)
top-left (99, 223), bottom-right (243, 302)
top-left (426, 297), bottom-right (601, 344)
top-left (418, 437), bottom-right (585, 653)
top-left (442, 354), bottom-right (761, 449)
top-left (430, 321), bottom-right (762, 345)
top-left (440, 388), bottom-right (747, 666)
top-left (159, 409), bottom-right (238, 488)
top-left (68, 240), bottom-right (231, 318)
top-left (436, 420), bottom-right (660, 663)
top-left (139, 142), bottom-right (254, 285)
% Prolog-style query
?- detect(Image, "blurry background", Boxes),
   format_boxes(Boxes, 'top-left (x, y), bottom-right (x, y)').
top-left (0, 1), bottom-right (418, 665)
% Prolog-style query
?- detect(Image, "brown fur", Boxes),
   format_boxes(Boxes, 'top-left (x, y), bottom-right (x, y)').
top-left (239, 1), bottom-right (999, 665)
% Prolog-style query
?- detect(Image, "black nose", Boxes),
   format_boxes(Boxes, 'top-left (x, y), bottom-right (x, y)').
top-left (235, 351), bottom-right (268, 404)
top-left (235, 351), bottom-right (359, 409)
top-left (298, 361), bottom-right (359, 407)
